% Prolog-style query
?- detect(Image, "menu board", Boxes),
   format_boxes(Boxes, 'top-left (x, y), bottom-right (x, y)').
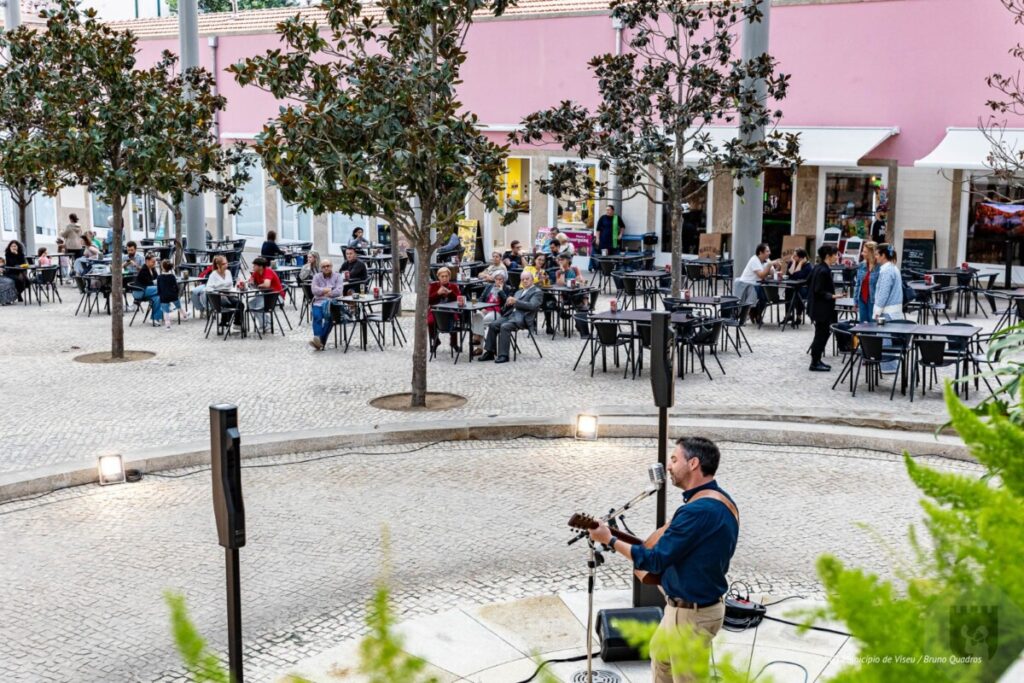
top-left (901, 230), bottom-right (936, 273)
top-left (457, 219), bottom-right (480, 262)
top-left (698, 233), bottom-right (722, 259)
top-left (536, 227), bottom-right (593, 255)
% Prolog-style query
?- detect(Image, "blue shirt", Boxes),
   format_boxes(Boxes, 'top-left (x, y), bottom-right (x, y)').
top-left (630, 480), bottom-right (739, 604)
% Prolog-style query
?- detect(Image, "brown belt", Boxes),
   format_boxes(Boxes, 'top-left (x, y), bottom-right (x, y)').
top-left (665, 596), bottom-right (722, 610)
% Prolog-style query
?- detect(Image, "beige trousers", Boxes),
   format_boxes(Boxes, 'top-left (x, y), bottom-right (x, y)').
top-left (651, 601), bottom-right (725, 683)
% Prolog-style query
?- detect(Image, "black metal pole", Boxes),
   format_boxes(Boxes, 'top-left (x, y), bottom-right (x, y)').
top-left (226, 547), bottom-right (243, 683)
top-left (657, 405), bottom-right (668, 527)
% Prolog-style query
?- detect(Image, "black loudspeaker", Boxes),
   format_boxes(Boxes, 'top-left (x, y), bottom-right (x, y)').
top-left (650, 311), bottom-right (674, 408)
top-left (597, 607), bottom-right (664, 661)
top-left (211, 403), bottom-right (246, 550)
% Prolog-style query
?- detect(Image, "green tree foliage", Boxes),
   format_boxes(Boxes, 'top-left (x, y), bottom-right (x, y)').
top-left (359, 584), bottom-right (439, 683)
top-left (812, 384), bottom-right (1024, 682)
top-left (963, 324), bottom-right (1024, 426)
top-left (0, 24), bottom-right (71, 247)
top-left (168, 0), bottom-right (298, 14)
top-left (38, 0), bottom-right (242, 358)
top-left (231, 0), bottom-right (515, 407)
top-left (166, 592), bottom-right (231, 683)
top-left (513, 0), bottom-right (800, 296)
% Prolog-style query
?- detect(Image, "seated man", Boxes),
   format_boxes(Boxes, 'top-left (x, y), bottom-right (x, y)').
top-left (338, 247), bottom-right (368, 295)
top-left (124, 241), bottom-right (144, 274)
top-left (502, 240), bottom-right (525, 271)
top-left (479, 270), bottom-right (543, 364)
top-left (479, 251), bottom-right (508, 283)
top-left (190, 262), bottom-right (217, 315)
top-left (309, 259), bottom-right (345, 351)
top-left (246, 256), bottom-right (285, 332)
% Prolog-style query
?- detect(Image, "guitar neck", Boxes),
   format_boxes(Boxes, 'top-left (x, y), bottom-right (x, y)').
top-left (610, 528), bottom-right (644, 545)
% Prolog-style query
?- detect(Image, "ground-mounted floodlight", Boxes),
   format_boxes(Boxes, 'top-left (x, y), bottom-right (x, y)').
top-left (575, 414), bottom-right (599, 441)
top-left (97, 453), bottom-right (126, 486)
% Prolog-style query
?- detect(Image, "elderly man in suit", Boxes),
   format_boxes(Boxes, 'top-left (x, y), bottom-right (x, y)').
top-left (479, 270), bottom-right (542, 364)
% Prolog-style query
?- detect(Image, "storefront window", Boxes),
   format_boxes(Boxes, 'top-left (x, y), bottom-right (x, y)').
top-left (279, 201), bottom-right (312, 241)
top-left (330, 212), bottom-right (367, 250)
top-left (552, 162), bottom-right (597, 233)
top-left (823, 171), bottom-right (885, 239)
top-left (499, 158), bottom-right (531, 213)
top-left (661, 187), bottom-right (707, 254)
top-left (234, 159), bottom-right (265, 237)
top-left (966, 175), bottom-right (1024, 268)
top-left (32, 194), bottom-right (57, 237)
top-left (91, 196), bottom-right (115, 231)
top-left (761, 168), bottom-right (793, 258)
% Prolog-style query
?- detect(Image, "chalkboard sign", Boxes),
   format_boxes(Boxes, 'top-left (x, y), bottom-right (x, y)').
top-left (698, 233), bottom-right (722, 259)
top-left (901, 230), bottom-right (935, 273)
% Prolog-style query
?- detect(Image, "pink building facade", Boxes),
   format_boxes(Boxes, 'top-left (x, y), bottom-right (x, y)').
top-left (6, 0), bottom-right (1023, 280)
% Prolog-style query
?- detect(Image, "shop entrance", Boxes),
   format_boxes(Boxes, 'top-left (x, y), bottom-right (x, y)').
top-left (761, 168), bottom-right (793, 258)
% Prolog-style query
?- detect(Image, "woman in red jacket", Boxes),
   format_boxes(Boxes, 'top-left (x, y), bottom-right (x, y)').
top-left (427, 266), bottom-right (462, 352)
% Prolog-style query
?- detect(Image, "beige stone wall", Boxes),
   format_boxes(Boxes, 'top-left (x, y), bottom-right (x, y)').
top-left (712, 174), bottom-right (734, 234)
top-left (793, 165), bottom-right (819, 238)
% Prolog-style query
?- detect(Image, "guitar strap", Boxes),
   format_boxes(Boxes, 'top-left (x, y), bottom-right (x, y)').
top-left (687, 490), bottom-right (739, 526)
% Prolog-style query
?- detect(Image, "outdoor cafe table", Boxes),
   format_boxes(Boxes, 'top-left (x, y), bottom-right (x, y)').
top-left (588, 309), bottom-right (703, 378)
top-left (758, 277), bottom-right (810, 330)
top-left (335, 294), bottom-right (386, 351)
top-left (848, 322), bottom-right (981, 397)
top-left (624, 270), bottom-right (669, 307)
top-left (432, 300), bottom-right (494, 362)
top-left (360, 254), bottom-right (396, 287)
top-left (542, 284), bottom-right (597, 338)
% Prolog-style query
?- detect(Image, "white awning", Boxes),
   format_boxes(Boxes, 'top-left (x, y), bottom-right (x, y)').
top-left (683, 126), bottom-right (898, 166)
top-left (915, 127), bottom-right (1024, 170)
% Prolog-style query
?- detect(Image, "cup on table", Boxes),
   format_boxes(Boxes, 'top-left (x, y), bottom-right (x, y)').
top-left (372, 286), bottom-right (380, 298)
top-left (471, 292), bottom-right (478, 304)
top-left (360, 284), bottom-right (367, 295)
top-left (343, 271), bottom-right (350, 281)
top-left (457, 295), bottom-right (466, 308)
top-left (683, 288), bottom-right (691, 301)
top-left (610, 299), bottom-right (617, 313)
top-left (924, 274), bottom-right (933, 285)
top-left (961, 262), bottom-right (969, 271)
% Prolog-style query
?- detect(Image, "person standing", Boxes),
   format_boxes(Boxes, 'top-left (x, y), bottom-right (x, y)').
top-left (808, 245), bottom-right (843, 372)
top-left (871, 209), bottom-right (887, 244)
top-left (261, 230), bottom-right (284, 259)
top-left (61, 214), bottom-right (85, 262)
top-left (595, 205), bottom-right (624, 254)
top-left (854, 241), bottom-right (879, 322)
top-left (587, 437), bottom-right (738, 683)
top-left (872, 244), bottom-right (904, 322)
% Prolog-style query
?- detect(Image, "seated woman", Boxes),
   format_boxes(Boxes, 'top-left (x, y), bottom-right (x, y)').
top-left (299, 250), bottom-right (321, 281)
top-left (36, 247), bottom-right (52, 266)
top-left (556, 233), bottom-right (576, 257)
top-left (522, 253), bottom-right (550, 288)
top-left (555, 253), bottom-right (583, 285)
top-left (470, 271), bottom-right (508, 355)
top-left (0, 257), bottom-right (18, 305)
top-left (261, 230), bottom-right (284, 259)
top-left (348, 227), bottom-right (371, 250)
top-left (783, 248), bottom-right (813, 321)
top-left (427, 266), bottom-right (462, 352)
top-left (4, 240), bottom-right (28, 302)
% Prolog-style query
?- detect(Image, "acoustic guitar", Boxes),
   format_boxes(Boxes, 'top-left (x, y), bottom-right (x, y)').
top-left (567, 513), bottom-right (668, 586)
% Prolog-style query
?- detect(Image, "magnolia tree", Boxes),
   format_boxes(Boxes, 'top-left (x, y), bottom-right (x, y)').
top-left (985, 1), bottom-right (1024, 188)
top-left (512, 0), bottom-right (800, 296)
top-left (41, 0), bottom-right (247, 359)
top-left (0, 24), bottom-right (70, 249)
top-left (231, 0), bottom-right (515, 407)
top-left (168, 0), bottom-right (298, 13)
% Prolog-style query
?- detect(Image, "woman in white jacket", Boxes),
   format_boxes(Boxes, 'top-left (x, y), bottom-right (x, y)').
top-left (871, 244), bottom-right (904, 321)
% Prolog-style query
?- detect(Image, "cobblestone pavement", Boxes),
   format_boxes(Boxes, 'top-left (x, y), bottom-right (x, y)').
top-left (0, 438), bottom-right (985, 682)
top-left (0, 284), bottom-right (996, 476)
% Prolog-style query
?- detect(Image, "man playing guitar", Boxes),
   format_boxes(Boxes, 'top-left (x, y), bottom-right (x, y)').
top-left (587, 437), bottom-right (739, 683)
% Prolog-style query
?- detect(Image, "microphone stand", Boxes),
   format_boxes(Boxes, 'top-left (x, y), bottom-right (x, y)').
top-left (568, 482), bottom-right (663, 683)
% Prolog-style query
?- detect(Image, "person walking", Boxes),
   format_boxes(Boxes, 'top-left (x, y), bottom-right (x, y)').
top-left (61, 214), bottom-right (85, 262)
top-left (808, 245), bottom-right (843, 372)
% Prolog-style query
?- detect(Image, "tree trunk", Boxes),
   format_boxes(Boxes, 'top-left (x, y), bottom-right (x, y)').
top-left (670, 207), bottom-right (683, 298)
top-left (110, 196), bottom-right (126, 359)
top-left (16, 196), bottom-right (29, 249)
top-left (391, 239), bottom-right (402, 295)
top-left (173, 209), bottom-right (184, 267)
top-left (410, 236), bottom-right (432, 408)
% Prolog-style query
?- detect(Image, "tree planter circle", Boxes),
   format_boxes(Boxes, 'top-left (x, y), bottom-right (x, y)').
top-left (73, 350), bottom-right (156, 364)
top-left (370, 392), bottom-right (466, 412)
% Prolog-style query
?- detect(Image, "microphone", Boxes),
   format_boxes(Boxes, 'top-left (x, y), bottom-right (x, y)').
top-left (648, 463), bottom-right (666, 489)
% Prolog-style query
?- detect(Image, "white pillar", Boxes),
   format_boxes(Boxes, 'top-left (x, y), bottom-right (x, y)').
top-left (179, 0), bottom-right (206, 249)
top-left (733, 0), bottom-right (771, 264)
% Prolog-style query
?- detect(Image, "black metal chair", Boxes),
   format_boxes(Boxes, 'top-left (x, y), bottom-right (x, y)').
top-left (298, 281), bottom-right (314, 326)
top-left (682, 319), bottom-right (725, 380)
top-left (247, 291), bottom-right (286, 339)
top-left (618, 276), bottom-right (640, 310)
top-left (510, 321), bottom-right (544, 361)
top-left (719, 301), bottom-right (753, 356)
top-left (431, 308), bottom-right (471, 363)
top-left (830, 322), bottom-right (859, 391)
top-left (329, 301), bottom-right (358, 351)
top-left (589, 320), bottom-right (635, 378)
top-left (850, 334), bottom-right (903, 400)
top-left (205, 292), bottom-right (244, 340)
top-left (911, 338), bottom-right (960, 401)
top-left (366, 295), bottom-right (406, 348)
top-left (127, 283), bottom-right (157, 327)
top-left (31, 266), bottom-right (61, 305)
